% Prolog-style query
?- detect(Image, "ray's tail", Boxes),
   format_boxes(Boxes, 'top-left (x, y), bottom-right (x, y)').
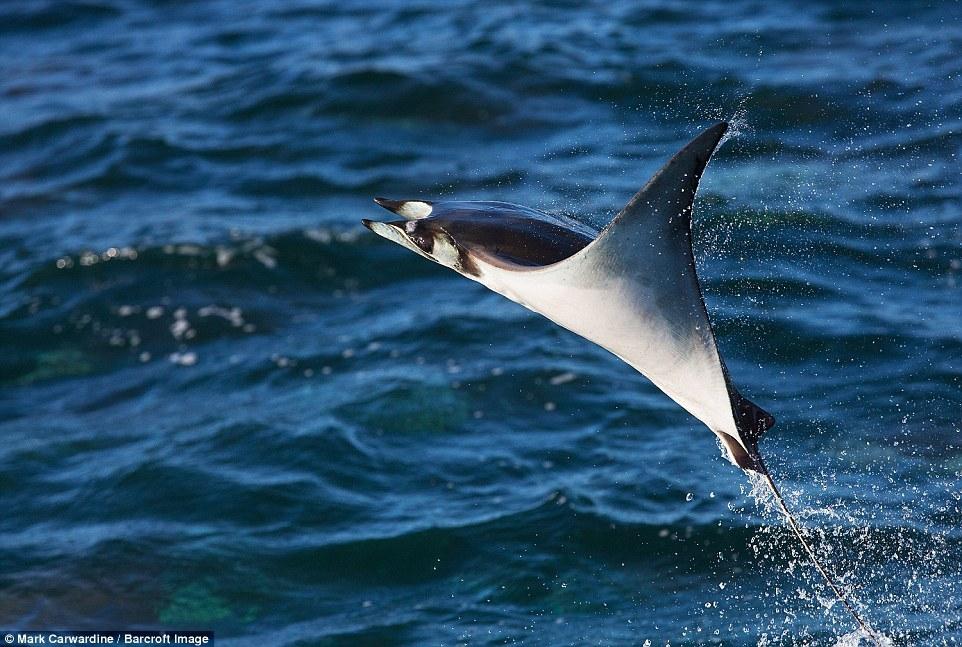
top-left (754, 458), bottom-right (885, 646)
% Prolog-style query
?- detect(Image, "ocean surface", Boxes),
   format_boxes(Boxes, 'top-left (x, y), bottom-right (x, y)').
top-left (1, 1), bottom-right (960, 645)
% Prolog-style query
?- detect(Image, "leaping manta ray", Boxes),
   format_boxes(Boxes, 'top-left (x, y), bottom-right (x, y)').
top-left (362, 121), bottom-right (883, 644)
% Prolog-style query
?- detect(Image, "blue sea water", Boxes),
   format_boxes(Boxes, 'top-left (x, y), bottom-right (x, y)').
top-left (1, 1), bottom-right (961, 644)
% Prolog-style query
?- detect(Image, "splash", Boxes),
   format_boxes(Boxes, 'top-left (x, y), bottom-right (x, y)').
top-left (833, 629), bottom-right (894, 647)
top-left (717, 99), bottom-right (751, 149)
top-left (746, 469), bottom-right (777, 511)
top-left (733, 460), bottom-right (962, 645)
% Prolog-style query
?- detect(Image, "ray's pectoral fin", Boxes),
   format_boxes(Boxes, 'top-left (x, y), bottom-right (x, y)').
top-left (491, 121), bottom-right (775, 472)
top-left (592, 120), bottom-right (779, 473)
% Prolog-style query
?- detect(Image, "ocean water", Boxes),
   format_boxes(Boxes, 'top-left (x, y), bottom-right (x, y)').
top-left (1, 1), bottom-right (960, 645)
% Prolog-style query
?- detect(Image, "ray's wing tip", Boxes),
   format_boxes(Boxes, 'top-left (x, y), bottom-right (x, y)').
top-left (700, 120), bottom-right (729, 146)
top-left (673, 121), bottom-right (730, 170)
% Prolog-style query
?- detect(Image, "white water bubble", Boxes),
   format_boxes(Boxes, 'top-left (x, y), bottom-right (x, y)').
top-left (170, 318), bottom-right (191, 340)
top-left (169, 351), bottom-right (197, 366)
top-left (549, 371), bottom-right (577, 385)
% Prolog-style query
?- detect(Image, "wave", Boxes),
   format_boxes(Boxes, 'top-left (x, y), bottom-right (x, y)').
top-left (0, 229), bottom-right (385, 386)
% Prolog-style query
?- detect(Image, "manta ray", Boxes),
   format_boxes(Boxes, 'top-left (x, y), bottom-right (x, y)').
top-left (362, 122), bottom-right (882, 643)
